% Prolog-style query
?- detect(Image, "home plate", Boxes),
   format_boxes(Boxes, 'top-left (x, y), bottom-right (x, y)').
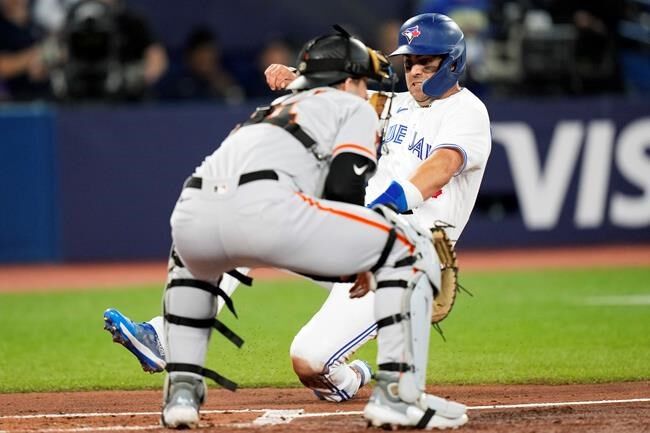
top-left (252, 409), bottom-right (305, 425)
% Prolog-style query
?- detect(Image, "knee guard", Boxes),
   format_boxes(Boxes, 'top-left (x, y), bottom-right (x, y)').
top-left (371, 205), bottom-right (441, 291)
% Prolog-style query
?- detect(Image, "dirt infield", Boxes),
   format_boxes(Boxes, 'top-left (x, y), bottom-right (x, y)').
top-left (1, 244), bottom-right (649, 293)
top-left (1, 245), bottom-right (648, 432)
top-left (1, 383), bottom-right (649, 433)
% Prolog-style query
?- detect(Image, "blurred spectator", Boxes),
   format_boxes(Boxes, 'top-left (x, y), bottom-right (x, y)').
top-left (417, 0), bottom-right (489, 16)
top-left (543, 0), bottom-right (624, 94)
top-left (0, 0), bottom-right (52, 101)
top-left (47, 0), bottom-right (167, 101)
top-left (375, 19), bottom-right (401, 55)
top-left (32, 0), bottom-right (77, 34)
top-left (518, 5), bottom-right (580, 96)
top-left (481, 0), bottom-right (526, 97)
top-left (156, 27), bottom-right (244, 103)
top-left (0, 79), bottom-right (9, 100)
top-left (619, 0), bottom-right (650, 95)
top-left (243, 38), bottom-right (295, 99)
top-left (486, 0), bottom-right (625, 97)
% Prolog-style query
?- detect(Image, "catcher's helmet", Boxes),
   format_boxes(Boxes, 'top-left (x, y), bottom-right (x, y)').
top-left (391, 13), bottom-right (466, 98)
top-left (287, 27), bottom-right (393, 91)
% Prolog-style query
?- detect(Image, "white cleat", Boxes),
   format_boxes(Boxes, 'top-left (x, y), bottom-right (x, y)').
top-left (162, 405), bottom-right (200, 429)
top-left (350, 359), bottom-right (374, 388)
top-left (364, 401), bottom-right (468, 430)
top-left (364, 372), bottom-right (468, 430)
top-left (161, 375), bottom-right (205, 429)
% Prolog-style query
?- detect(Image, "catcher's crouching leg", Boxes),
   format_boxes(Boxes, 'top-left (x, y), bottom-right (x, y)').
top-left (162, 263), bottom-right (243, 428)
top-left (162, 267), bottom-right (216, 428)
top-left (363, 205), bottom-right (468, 429)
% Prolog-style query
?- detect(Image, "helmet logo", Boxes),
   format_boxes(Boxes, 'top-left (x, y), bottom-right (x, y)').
top-left (402, 25), bottom-right (421, 44)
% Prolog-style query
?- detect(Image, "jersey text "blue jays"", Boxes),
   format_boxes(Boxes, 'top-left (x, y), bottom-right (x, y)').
top-left (384, 124), bottom-right (433, 160)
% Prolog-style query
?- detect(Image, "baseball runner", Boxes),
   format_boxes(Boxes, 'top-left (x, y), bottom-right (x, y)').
top-left (104, 13), bottom-right (489, 429)
top-left (286, 14), bottom-right (491, 401)
top-left (286, 13), bottom-right (491, 409)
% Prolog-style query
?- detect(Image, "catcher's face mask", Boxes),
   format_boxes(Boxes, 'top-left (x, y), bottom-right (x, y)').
top-left (288, 25), bottom-right (396, 90)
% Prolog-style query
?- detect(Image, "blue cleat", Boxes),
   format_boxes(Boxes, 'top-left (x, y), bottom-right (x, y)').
top-left (103, 308), bottom-right (166, 373)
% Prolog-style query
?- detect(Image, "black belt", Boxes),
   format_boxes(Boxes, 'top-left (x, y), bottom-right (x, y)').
top-left (184, 170), bottom-right (279, 190)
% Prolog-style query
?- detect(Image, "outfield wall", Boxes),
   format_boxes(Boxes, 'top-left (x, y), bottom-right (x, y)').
top-left (0, 97), bottom-right (648, 263)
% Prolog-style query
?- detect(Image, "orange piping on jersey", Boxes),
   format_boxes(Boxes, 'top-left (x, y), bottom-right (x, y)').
top-left (296, 192), bottom-right (414, 252)
top-left (332, 143), bottom-right (377, 161)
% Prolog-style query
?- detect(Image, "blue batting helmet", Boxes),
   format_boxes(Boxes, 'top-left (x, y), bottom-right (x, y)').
top-left (391, 13), bottom-right (466, 98)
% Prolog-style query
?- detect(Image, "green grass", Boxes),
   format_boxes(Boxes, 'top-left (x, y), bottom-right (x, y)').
top-left (0, 267), bottom-right (648, 392)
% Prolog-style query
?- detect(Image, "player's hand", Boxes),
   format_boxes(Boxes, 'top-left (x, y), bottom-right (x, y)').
top-left (265, 64), bottom-right (297, 91)
top-left (349, 271), bottom-right (377, 298)
top-left (27, 45), bottom-right (48, 81)
top-left (368, 92), bottom-right (388, 117)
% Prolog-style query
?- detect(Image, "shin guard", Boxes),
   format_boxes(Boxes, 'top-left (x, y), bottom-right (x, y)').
top-left (398, 273), bottom-right (433, 403)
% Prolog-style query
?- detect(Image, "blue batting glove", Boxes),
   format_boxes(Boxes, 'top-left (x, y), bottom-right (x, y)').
top-left (367, 181), bottom-right (409, 213)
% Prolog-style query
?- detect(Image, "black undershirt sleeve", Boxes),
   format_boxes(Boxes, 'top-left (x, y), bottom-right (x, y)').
top-left (323, 152), bottom-right (376, 205)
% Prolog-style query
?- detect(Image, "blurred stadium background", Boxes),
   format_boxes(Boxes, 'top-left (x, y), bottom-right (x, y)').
top-left (1, 0), bottom-right (649, 263)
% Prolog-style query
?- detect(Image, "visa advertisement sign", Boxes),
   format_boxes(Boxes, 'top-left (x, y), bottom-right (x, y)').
top-left (465, 98), bottom-right (650, 247)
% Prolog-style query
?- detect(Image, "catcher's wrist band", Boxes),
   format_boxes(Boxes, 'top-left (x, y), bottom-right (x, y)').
top-left (368, 180), bottom-right (423, 213)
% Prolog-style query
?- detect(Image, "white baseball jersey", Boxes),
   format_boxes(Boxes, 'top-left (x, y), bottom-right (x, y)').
top-left (194, 87), bottom-right (379, 199)
top-left (366, 88), bottom-right (491, 242)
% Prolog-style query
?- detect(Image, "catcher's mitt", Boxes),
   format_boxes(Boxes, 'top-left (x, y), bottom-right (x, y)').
top-left (431, 226), bottom-right (459, 324)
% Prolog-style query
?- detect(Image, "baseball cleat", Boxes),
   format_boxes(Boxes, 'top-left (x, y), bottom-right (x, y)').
top-left (161, 375), bottom-right (205, 429)
top-left (350, 359), bottom-right (373, 388)
top-left (103, 308), bottom-right (166, 373)
top-left (313, 360), bottom-right (374, 402)
top-left (364, 372), bottom-right (468, 430)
